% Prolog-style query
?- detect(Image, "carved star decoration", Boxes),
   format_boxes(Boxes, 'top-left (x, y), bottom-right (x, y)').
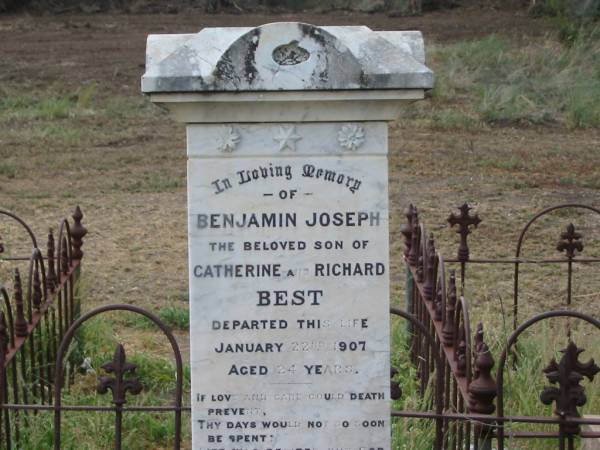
top-left (273, 125), bottom-right (301, 152)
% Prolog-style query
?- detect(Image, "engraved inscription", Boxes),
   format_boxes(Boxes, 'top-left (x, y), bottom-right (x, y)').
top-left (189, 143), bottom-right (390, 450)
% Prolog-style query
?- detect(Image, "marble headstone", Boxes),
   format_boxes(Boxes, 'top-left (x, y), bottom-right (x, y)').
top-left (143, 22), bottom-right (433, 450)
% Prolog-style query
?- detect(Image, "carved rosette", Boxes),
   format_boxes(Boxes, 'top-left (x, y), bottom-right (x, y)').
top-left (216, 125), bottom-right (241, 153)
top-left (337, 124), bottom-right (365, 151)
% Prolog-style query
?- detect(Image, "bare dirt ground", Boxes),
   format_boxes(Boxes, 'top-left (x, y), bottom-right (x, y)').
top-left (0, 7), bottom-right (555, 96)
top-left (1, 7), bottom-right (599, 362)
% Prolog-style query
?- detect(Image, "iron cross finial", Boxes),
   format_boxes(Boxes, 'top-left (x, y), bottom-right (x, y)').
top-left (557, 223), bottom-right (583, 259)
top-left (540, 341), bottom-right (599, 433)
top-left (448, 203), bottom-right (481, 262)
top-left (97, 344), bottom-right (143, 406)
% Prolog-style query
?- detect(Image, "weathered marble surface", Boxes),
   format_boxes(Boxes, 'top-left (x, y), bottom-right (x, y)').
top-left (142, 22), bottom-right (433, 93)
top-left (150, 89), bottom-right (425, 123)
top-left (186, 122), bottom-right (387, 157)
top-left (188, 136), bottom-right (391, 449)
top-left (143, 20), bottom-right (434, 450)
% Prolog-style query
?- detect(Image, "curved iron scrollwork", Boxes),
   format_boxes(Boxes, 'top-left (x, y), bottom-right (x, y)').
top-left (53, 303), bottom-right (184, 450)
top-left (0, 209), bottom-right (38, 249)
top-left (513, 204), bottom-right (600, 329)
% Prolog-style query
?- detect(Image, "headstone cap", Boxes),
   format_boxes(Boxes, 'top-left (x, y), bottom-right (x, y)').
top-left (142, 22), bottom-right (434, 93)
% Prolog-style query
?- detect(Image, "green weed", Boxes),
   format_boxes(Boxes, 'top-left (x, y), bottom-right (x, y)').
top-left (476, 155), bottom-right (525, 171)
top-left (14, 312), bottom-right (192, 449)
top-left (389, 305), bottom-right (599, 450)
top-left (0, 94), bottom-right (77, 120)
top-left (103, 96), bottom-right (158, 119)
top-left (409, 28), bottom-right (600, 129)
top-left (113, 175), bottom-right (185, 193)
top-left (167, 290), bottom-right (189, 303)
top-left (118, 306), bottom-right (189, 331)
top-left (399, 105), bottom-right (483, 130)
top-left (119, 313), bottom-right (155, 330)
top-left (158, 306), bottom-right (189, 330)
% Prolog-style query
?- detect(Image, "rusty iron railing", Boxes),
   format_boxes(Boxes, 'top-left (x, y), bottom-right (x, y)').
top-left (0, 202), bottom-right (597, 450)
top-left (0, 206), bottom-right (87, 448)
top-left (0, 302), bottom-right (187, 450)
top-left (393, 202), bottom-right (600, 450)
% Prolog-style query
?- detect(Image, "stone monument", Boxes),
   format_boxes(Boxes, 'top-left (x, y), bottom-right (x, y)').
top-left (142, 22), bottom-right (433, 450)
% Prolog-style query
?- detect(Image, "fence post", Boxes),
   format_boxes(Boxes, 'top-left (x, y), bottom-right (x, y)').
top-left (406, 266), bottom-right (414, 336)
top-left (469, 324), bottom-right (497, 450)
top-left (70, 206), bottom-right (87, 327)
top-left (401, 205), bottom-right (416, 336)
top-left (70, 206), bottom-right (87, 266)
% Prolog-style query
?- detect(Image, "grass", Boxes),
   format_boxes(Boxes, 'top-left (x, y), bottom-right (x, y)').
top-left (19, 398), bottom-right (188, 450)
top-left (12, 312), bottom-right (192, 449)
top-left (402, 26), bottom-right (600, 129)
top-left (0, 161), bottom-right (17, 178)
top-left (386, 202), bottom-right (600, 448)
top-left (158, 306), bottom-right (190, 330)
top-left (119, 306), bottom-right (189, 331)
top-left (0, 83), bottom-right (155, 122)
top-left (390, 311), bottom-right (600, 450)
top-left (112, 175), bottom-right (185, 193)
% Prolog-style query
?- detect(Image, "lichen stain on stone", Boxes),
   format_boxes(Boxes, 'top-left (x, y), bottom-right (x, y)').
top-left (359, 71), bottom-right (369, 88)
top-left (144, 22), bottom-right (435, 92)
top-left (211, 23), bottom-right (373, 90)
top-left (214, 53), bottom-right (238, 85)
top-left (298, 23), bottom-right (326, 47)
top-left (213, 28), bottom-right (262, 89)
top-left (318, 69), bottom-right (329, 83)
top-left (243, 28), bottom-right (260, 84)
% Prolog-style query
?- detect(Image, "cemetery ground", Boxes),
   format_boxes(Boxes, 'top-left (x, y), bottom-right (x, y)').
top-left (1, 6), bottom-right (600, 449)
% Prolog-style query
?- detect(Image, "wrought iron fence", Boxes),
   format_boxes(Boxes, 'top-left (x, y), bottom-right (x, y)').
top-left (0, 206), bottom-right (87, 448)
top-left (0, 203), bottom-right (597, 450)
top-left (394, 202), bottom-right (600, 450)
